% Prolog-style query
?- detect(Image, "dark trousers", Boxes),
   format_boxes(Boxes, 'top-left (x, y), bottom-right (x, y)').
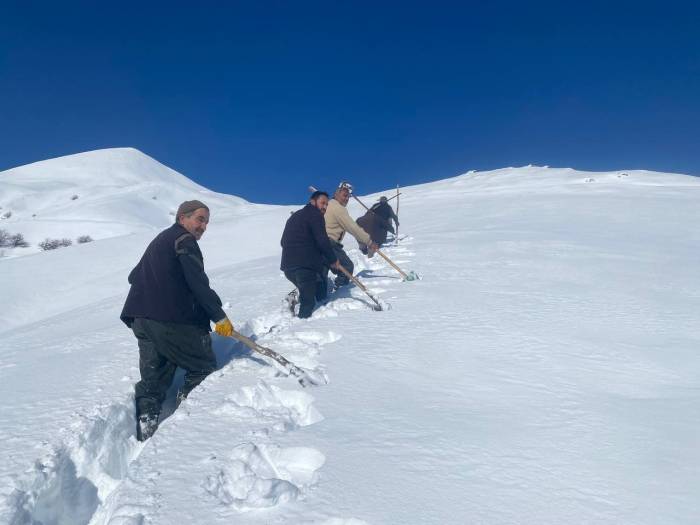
top-left (132, 317), bottom-right (216, 419)
top-left (284, 268), bottom-right (327, 318)
top-left (327, 240), bottom-right (354, 287)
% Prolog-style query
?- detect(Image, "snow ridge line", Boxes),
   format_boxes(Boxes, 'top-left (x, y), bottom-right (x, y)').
top-left (1, 238), bottom-right (413, 524)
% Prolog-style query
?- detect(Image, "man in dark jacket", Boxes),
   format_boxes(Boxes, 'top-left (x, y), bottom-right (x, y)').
top-left (356, 196), bottom-right (400, 252)
top-left (121, 200), bottom-right (234, 441)
top-left (280, 190), bottom-right (340, 318)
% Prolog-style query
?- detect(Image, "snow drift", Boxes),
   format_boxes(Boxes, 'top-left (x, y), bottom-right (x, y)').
top-left (1, 154), bottom-right (698, 524)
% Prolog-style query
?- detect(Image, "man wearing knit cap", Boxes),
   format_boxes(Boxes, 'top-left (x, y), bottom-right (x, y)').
top-left (356, 195), bottom-right (400, 249)
top-left (121, 200), bottom-right (234, 441)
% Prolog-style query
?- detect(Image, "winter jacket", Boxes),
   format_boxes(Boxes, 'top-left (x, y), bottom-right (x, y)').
top-left (356, 201), bottom-right (398, 244)
top-left (324, 199), bottom-right (371, 245)
top-left (120, 224), bottom-right (225, 330)
top-left (370, 201), bottom-right (398, 226)
top-left (280, 203), bottom-right (337, 273)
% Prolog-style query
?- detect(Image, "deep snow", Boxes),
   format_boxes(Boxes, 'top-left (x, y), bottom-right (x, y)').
top-left (0, 151), bottom-right (698, 524)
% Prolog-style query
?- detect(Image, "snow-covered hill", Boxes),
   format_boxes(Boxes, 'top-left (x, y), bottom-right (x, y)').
top-left (0, 148), bottom-right (249, 257)
top-left (0, 159), bottom-right (699, 524)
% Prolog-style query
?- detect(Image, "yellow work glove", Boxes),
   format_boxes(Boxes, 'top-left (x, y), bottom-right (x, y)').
top-left (215, 317), bottom-right (234, 337)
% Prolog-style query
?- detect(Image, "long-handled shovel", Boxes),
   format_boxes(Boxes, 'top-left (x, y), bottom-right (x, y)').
top-left (349, 194), bottom-right (419, 281)
top-left (310, 185), bottom-right (417, 281)
top-left (375, 249), bottom-right (419, 281)
top-left (350, 193), bottom-right (376, 214)
top-left (387, 191), bottom-right (401, 203)
top-left (336, 265), bottom-right (383, 311)
top-left (228, 330), bottom-right (326, 387)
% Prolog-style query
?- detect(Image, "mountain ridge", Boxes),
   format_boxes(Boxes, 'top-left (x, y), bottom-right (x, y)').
top-left (0, 147), bottom-right (251, 256)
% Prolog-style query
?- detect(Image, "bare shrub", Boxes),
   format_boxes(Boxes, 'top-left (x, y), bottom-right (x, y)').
top-left (39, 238), bottom-right (61, 251)
top-left (9, 233), bottom-right (29, 248)
top-left (39, 238), bottom-right (72, 251)
top-left (0, 230), bottom-right (29, 248)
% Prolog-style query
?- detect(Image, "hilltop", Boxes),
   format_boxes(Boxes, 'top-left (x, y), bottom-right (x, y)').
top-left (0, 147), bottom-right (249, 256)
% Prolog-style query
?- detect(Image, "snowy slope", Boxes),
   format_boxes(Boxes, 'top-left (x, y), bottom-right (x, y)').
top-left (0, 148), bottom-right (249, 257)
top-left (1, 162), bottom-right (699, 525)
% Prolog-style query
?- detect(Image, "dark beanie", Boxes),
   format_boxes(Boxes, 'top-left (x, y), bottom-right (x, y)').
top-left (176, 200), bottom-right (209, 221)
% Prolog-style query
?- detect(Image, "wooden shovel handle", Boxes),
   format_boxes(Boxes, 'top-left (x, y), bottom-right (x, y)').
top-left (337, 264), bottom-right (368, 291)
top-left (229, 330), bottom-right (293, 368)
top-left (336, 265), bottom-right (382, 311)
top-left (375, 250), bottom-right (409, 279)
top-left (351, 194), bottom-right (370, 212)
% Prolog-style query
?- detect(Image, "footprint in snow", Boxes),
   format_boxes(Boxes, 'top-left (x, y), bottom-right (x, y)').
top-left (285, 330), bottom-right (342, 346)
top-left (203, 443), bottom-right (325, 511)
top-left (314, 298), bottom-right (372, 316)
top-left (213, 380), bottom-right (323, 429)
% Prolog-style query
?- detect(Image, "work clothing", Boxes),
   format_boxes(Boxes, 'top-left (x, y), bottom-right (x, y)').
top-left (280, 203), bottom-right (337, 317)
top-left (132, 317), bottom-right (216, 438)
top-left (281, 204), bottom-right (337, 273)
top-left (284, 268), bottom-right (328, 318)
top-left (121, 222), bottom-right (225, 441)
top-left (215, 317), bottom-right (234, 337)
top-left (324, 199), bottom-right (372, 245)
top-left (327, 239), bottom-right (355, 287)
top-left (121, 223), bottom-right (225, 330)
top-left (357, 200), bottom-right (399, 245)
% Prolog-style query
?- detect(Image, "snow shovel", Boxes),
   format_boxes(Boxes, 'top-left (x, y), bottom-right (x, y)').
top-left (310, 185), bottom-right (415, 280)
top-left (349, 194), bottom-right (417, 280)
top-left (350, 193), bottom-right (373, 213)
top-left (375, 249), bottom-right (419, 281)
top-left (228, 330), bottom-right (325, 387)
top-left (337, 265), bottom-right (383, 311)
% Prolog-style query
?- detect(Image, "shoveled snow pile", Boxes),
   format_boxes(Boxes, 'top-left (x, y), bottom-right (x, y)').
top-left (0, 159), bottom-right (698, 525)
top-left (0, 148), bottom-right (250, 257)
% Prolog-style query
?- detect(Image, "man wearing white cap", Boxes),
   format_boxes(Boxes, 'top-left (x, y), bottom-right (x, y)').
top-left (324, 182), bottom-right (379, 287)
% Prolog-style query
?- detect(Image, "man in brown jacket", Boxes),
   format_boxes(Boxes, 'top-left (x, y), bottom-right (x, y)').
top-left (324, 181), bottom-right (378, 287)
top-left (356, 196), bottom-right (400, 250)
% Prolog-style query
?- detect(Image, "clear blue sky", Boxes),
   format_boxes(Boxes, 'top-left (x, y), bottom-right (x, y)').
top-left (1, 1), bottom-right (698, 204)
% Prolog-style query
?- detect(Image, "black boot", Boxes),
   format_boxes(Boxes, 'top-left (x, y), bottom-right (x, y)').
top-left (286, 289), bottom-right (299, 315)
top-left (135, 397), bottom-right (160, 441)
top-left (137, 412), bottom-right (159, 441)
